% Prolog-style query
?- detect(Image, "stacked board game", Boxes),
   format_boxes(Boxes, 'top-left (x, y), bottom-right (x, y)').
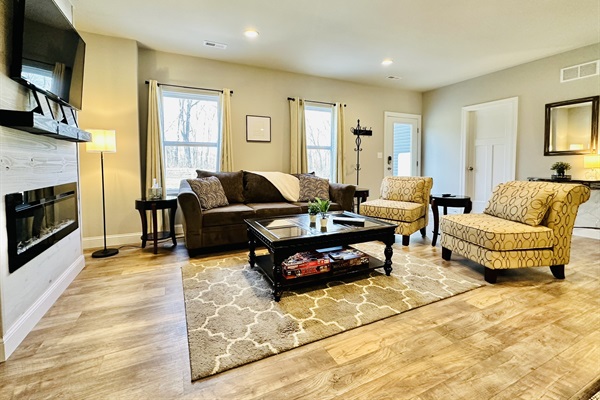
top-left (281, 247), bottom-right (369, 279)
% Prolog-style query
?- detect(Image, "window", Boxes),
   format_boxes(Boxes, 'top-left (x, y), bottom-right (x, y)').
top-left (161, 90), bottom-right (221, 194)
top-left (305, 104), bottom-right (336, 181)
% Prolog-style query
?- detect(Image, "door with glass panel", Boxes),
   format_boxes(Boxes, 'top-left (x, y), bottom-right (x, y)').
top-left (383, 112), bottom-right (421, 177)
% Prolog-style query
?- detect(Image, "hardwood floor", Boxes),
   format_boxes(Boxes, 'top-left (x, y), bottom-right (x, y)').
top-left (1, 229), bottom-right (599, 399)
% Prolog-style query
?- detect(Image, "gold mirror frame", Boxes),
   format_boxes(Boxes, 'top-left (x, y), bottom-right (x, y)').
top-left (544, 96), bottom-right (599, 156)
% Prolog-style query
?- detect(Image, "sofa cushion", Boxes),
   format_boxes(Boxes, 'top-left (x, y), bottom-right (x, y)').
top-left (187, 177), bottom-right (229, 210)
top-left (360, 199), bottom-right (425, 222)
top-left (380, 177), bottom-right (429, 203)
top-left (201, 204), bottom-right (256, 227)
top-left (298, 175), bottom-right (330, 201)
top-left (247, 202), bottom-right (302, 218)
top-left (196, 170), bottom-right (244, 204)
top-left (441, 213), bottom-right (554, 251)
top-left (243, 172), bottom-right (286, 203)
top-left (483, 182), bottom-right (556, 226)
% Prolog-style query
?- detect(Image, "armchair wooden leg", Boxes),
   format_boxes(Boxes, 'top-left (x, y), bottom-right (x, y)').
top-left (441, 247), bottom-right (452, 260)
top-left (550, 265), bottom-right (565, 279)
top-left (420, 227), bottom-right (426, 237)
top-left (484, 267), bottom-right (498, 284)
top-left (402, 235), bottom-right (410, 246)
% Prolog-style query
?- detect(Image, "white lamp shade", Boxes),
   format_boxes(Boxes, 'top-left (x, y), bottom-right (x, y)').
top-left (86, 129), bottom-right (117, 153)
top-left (583, 154), bottom-right (600, 169)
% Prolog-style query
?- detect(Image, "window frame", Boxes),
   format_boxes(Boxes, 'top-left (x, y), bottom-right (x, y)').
top-left (304, 103), bottom-right (337, 182)
top-left (160, 89), bottom-right (222, 195)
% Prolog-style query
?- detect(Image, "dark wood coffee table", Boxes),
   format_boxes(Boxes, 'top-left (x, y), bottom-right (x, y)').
top-left (245, 211), bottom-right (396, 301)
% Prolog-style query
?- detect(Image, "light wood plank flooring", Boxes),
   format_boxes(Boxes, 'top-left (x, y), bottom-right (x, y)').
top-left (1, 229), bottom-right (599, 399)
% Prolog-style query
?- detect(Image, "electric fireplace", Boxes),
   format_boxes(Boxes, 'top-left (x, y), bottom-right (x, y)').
top-left (5, 182), bottom-right (78, 273)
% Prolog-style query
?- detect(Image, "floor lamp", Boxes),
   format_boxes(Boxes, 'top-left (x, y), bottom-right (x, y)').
top-left (87, 129), bottom-right (119, 258)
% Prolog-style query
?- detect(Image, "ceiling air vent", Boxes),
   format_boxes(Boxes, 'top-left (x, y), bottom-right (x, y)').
top-left (203, 40), bottom-right (227, 50)
top-left (560, 60), bottom-right (599, 82)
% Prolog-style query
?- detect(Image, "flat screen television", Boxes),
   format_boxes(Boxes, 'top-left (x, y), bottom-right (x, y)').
top-left (11, 0), bottom-right (86, 110)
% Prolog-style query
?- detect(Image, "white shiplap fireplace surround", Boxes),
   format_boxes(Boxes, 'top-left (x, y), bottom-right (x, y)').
top-left (0, 0), bottom-right (85, 362)
top-left (0, 124), bottom-right (86, 362)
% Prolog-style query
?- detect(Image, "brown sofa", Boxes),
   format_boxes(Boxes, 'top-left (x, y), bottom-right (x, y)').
top-left (178, 170), bottom-right (356, 254)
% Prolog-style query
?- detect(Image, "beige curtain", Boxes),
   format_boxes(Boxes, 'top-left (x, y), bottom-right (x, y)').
top-left (289, 98), bottom-right (308, 174)
top-left (146, 80), bottom-right (166, 229)
top-left (335, 103), bottom-right (346, 183)
top-left (220, 88), bottom-right (234, 172)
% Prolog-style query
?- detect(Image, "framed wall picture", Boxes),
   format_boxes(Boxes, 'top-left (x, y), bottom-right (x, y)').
top-left (246, 115), bottom-right (271, 142)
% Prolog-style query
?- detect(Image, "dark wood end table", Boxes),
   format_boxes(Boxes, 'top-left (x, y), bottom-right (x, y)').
top-left (135, 197), bottom-right (178, 254)
top-left (430, 194), bottom-right (472, 247)
top-left (353, 187), bottom-right (369, 213)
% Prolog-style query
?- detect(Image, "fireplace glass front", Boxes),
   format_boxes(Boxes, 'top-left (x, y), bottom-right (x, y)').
top-left (5, 182), bottom-right (78, 273)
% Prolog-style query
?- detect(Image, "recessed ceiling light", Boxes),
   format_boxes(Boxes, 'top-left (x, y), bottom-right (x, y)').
top-left (244, 30), bottom-right (259, 38)
top-left (381, 59), bottom-right (393, 66)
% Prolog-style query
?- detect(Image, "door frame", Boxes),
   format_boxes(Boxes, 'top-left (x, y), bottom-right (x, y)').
top-left (458, 97), bottom-right (518, 195)
top-left (383, 112), bottom-right (422, 177)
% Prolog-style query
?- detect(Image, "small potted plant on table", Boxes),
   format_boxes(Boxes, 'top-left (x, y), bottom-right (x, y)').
top-left (550, 161), bottom-right (572, 180)
top-left (307, 201), bottom-right (320, 224)
top-left (314, 197), bottom-right (331, 228)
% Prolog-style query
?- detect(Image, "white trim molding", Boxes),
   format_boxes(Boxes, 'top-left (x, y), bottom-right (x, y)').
top-left (0, 255), bottom-right (85, 361)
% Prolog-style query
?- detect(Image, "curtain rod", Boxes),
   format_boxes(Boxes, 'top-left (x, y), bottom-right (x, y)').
top-left (288, 97), bottom-right (346, 107)
top-left (145, 80), bottom-right (233, 95)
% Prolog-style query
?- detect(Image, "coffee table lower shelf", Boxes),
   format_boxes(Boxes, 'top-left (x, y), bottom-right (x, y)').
top-left (251, 253), bottom-right (388, 301)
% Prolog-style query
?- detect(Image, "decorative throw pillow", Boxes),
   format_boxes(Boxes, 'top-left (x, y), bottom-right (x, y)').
top-left (187, 177), bottom-right (229, 210)
top-left (298, 175), bottom-right (330, 201)
top-left (483, 183), bottom-right (556, 226)
top-left (196, 170), bottom-right (244, 203)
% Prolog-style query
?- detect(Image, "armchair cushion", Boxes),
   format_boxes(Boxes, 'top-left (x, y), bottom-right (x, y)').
top-left (441, 213), bottom-right (554, 251)
top-left (381, 177), bottom-right (429, 203)
top-left (360, 199), bottom-right (426, 223)
top-left (483, 182), bottom-right (556, 226)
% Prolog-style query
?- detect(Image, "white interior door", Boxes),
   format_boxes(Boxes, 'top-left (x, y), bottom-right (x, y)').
top-left (460, 97), bottom-right (518, 212)
top-left (384, 112), bottom-right (421, 177)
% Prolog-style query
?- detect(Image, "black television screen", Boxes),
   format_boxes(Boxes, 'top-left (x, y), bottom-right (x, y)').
top-left (11, 0), bottom-right (86, 110)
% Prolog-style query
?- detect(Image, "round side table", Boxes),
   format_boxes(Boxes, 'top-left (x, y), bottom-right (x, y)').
top-left (353, 187), bottom-right (369, 213)
top-left (430, 194), bottom-right (472, 247)
top-left (135, 197), bottom-right (178, 254)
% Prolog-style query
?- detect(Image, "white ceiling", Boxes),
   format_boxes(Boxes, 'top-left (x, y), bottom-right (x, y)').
top-left (70, 0), bottom-right (600, 92)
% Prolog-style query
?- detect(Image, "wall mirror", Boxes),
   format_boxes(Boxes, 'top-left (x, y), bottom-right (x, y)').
top-left (544, 95), bottom-right (599, 156)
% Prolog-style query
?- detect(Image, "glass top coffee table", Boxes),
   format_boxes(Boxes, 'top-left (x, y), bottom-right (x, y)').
top-left (245, 211), bottom-right (397, 301)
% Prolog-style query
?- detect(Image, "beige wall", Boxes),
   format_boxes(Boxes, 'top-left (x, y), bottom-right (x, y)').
top-left (76, 42), bottom-right (421, 247)
top-left (137, 49), bottom-right (422, 196)
top-left (77, 33), bottom-right (141, 246)
top-left (422, 44), bottom-right (600, 194)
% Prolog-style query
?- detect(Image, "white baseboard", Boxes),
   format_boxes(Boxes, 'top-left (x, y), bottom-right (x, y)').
top-left (573, 228), bottom-right (600, 240)
top-left (0, 254), bottom-right (85, 361)
top-left (82, 224), bottom-right (184, 250)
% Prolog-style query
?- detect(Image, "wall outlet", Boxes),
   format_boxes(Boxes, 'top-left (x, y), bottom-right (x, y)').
top-left (377, 152), bottom-right (383, 159)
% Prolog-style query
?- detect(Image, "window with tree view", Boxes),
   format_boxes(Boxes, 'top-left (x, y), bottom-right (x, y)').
top-left (305, 104), bottom-right (336, 182)
top-left (161, 90), bottom-right (220, 194)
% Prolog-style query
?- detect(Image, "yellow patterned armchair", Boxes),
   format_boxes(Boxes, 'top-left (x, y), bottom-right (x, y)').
top-left (360, 176), bottom-right (433, 246)
top-left (440, 181), bottom-right (590, 283)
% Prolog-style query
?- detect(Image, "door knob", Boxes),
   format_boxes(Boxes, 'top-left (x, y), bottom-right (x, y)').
top-left (468, 167), bottom-right (474, 171)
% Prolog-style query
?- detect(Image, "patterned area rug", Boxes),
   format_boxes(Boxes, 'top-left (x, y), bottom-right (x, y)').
top-left (181, 242), bottom-right (483, 381)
